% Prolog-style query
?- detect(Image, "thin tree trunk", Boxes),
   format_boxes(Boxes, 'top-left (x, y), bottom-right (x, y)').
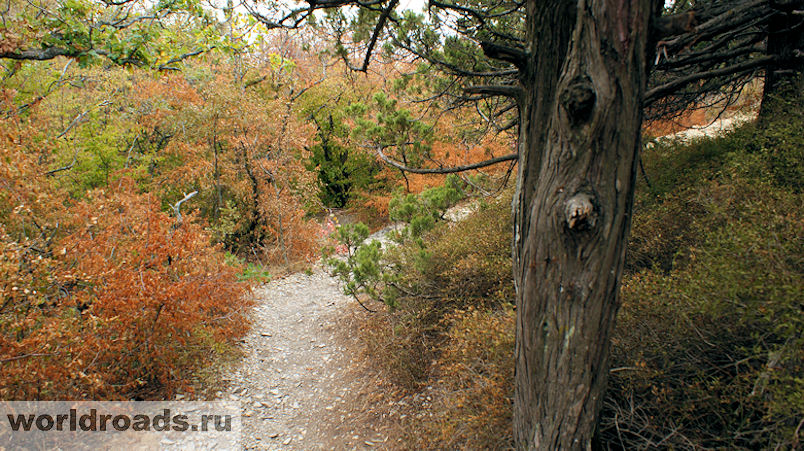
top-left (241, 143), bottom-right (264, 247)
top-left (511, 0), bottom-right (653, 448)
top-left (212, 117), bottom-right (222, 219)
top-left (271, 182), bottom-right (290, 265)
top-left (214, 140), bottom-right (222, 218)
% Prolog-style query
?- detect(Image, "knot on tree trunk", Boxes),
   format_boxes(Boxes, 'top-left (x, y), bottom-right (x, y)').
top-left (560, 75), bottom-right (596, 126)
top-left (564, 192), bottom-right (598, 231)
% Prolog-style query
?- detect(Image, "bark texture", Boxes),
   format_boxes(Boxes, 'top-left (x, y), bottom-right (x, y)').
top-left (511, 0), bottom-right (653, 448)
top-left (760, 0), bottom-right (804, 118)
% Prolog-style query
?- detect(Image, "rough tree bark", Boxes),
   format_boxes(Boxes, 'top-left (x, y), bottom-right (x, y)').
top-left (509, 0), bottom-right (654, 448)
top-left (760, 0), bottom-right (804, 118)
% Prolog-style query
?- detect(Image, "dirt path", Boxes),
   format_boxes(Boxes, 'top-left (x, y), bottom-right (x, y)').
top-left (655, 112), bottom-right (756, 143)
top-left (217, 228), bottom-right (402, 450)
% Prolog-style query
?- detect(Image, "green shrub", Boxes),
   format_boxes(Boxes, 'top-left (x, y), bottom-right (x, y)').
top-left (336, 187), bottom-right (513, 388)
top-left (326, 222), bottom-right (393, 307)
top-left (605, 196), bottom-right (803, 447)
top-left (225, 252), bottom-right (271, 283)
top-left (387, 194), bottom-right (514, 308)
top-left (602, 113), bottom-right (804, 449)
top-left (326, 175), bottom-right (468, 309)
top-left (388, 174), bottom-right (465, 242)
top-left (306, 114), bottom-right (381, 208)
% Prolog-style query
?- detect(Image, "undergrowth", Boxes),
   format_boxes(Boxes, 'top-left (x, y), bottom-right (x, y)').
top-left (353, 99), bottom-right (804, 449)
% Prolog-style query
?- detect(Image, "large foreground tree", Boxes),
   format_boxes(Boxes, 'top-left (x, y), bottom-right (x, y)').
top-left (300, 0), bottom-right (658, 446)
top-left (505, 1), bottom-right (653, 446)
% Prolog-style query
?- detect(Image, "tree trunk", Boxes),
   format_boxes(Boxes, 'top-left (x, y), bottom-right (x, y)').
top-left (511, 0), bottom-right (653, 448)
top-left (759, 0), bottom-right (804, 119)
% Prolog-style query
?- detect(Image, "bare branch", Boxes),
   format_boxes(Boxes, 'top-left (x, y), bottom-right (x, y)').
top-left (0, 46), bottom-right (74, 61)
top-left (645, 55), bottom-right (776, 104)
top-left (464, 84), bottom-right (521, 98)
top-left (173, 191), bottom-right (198, 225)
top-left (157, 48), bottom-right (207, 71)
top-left (377, 145), bottom-right (517, 174)
top-left (480, 41), bottom-right (529, 70)
top-left (45, 158), bottom-right (76, 176)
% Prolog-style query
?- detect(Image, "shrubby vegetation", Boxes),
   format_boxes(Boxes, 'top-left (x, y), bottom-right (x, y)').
top-left (326, 175), bottom-right (468, 311)
top-left (601, 95), bottom-right (804, 449)
top-left (0, 24), bottom-right (512, 398)
top-left (3, 1), bottom-right (799, 443)
top-left (342, 97), bottom-right (803, 449)
top-left (0, 176), bottom-right (251, 399)
top-left (329, 177), bottom-right (512, 386)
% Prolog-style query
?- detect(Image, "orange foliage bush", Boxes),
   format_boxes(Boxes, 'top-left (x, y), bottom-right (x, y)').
top-left (130, 68), bottom-right (321, 265)
top-left (0, 176), bottom-right (251, 400)
top-left (405, 124), bottom-right (516, 195)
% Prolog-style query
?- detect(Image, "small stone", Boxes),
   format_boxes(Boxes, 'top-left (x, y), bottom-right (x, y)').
top-left (260, 332), bottom-right (272, 337)
top-left (283, 437), bottom-right (292, 445)
top-left (269, 433), bottom-right (279, 439)
top-left (365, 441), bottom-right (374, 446)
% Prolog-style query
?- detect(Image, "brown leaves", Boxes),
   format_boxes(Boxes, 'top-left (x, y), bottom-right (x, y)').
top-left (0, 178), bottom-right (252, 400)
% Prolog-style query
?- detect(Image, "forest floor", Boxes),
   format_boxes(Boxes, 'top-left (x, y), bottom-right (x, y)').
top-left (211, 110), bottom-right (756, 450)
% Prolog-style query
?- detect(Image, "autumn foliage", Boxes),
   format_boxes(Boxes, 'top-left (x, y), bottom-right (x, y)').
top-left (0, 173), bottom-right (251, 399)
top-left (1, 25), bottom-right (517, 399)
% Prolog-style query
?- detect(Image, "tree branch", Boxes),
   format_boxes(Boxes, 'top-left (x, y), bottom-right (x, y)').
top-left (645, 55), bottom-right (776, 104)
top-left (464, 84), bottom-right (522, 98)
top-left (347, 0), bottom-right (399, 72)
top-left (173, 191), bottom-right (198, 225)
top-left (376, 145), bottom-right (517, 174)
top-left (393, 37), bottom-right (519, 78)
top-left (480, 41), bottom-right (529, 70)
top-left (157, 48), bottom-right (207, 71)
top-left (0, 46), bottom-right (74, 61)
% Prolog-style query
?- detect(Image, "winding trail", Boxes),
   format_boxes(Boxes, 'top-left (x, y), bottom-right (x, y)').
top-left (217, 227), bottom-right (401, 450)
